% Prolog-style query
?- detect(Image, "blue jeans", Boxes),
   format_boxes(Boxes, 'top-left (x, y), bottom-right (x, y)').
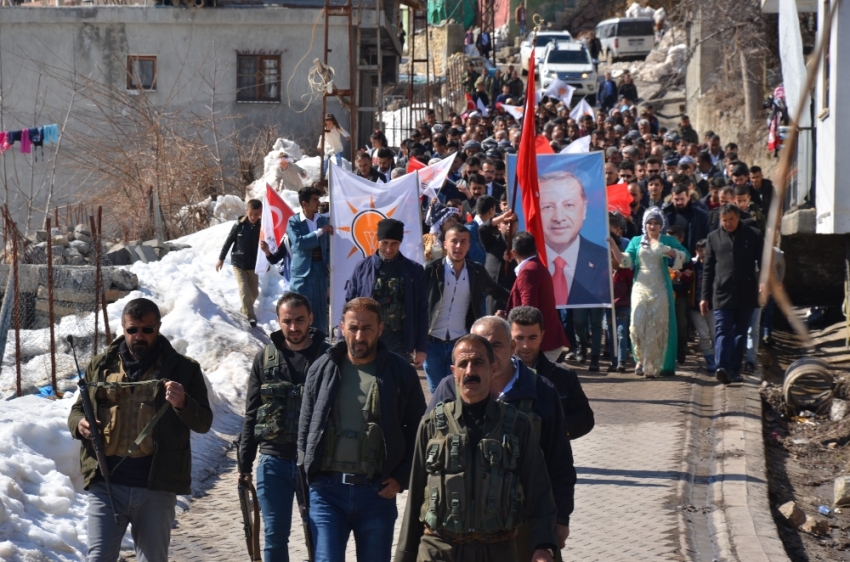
top-left (519, 22), bottom-right (526, 36)
top-left (309, 474), bottom-right (398, 562)
top-left (762, 297), bottom-right (776, 339)
top-left (86, 482), bottom-right (176, 562)
top-left (323, 152), bottom-right (343, 173)
top-left (714, 308), bottom-right (753, 376)
top-left (424, 338), bottom-right (455, 393)
top-left (605, 308), bottom-right (631, 367)
top-left (290, 261), bottom-right (329, 337)
top-left (559, 309), bottom-right (577, 350)
top-left (256, 455), bottom-right (299, 562)
top-left (746, 308), bottom-right (763, 364)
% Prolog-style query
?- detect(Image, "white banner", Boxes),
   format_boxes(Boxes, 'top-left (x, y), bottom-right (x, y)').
top-left (417, 152), bottom-right (457, 198)
top-left (561, 136), bottom-right (591, 154)
top-left (544, 78), bottom-right (576, 108)
top-left (329, 164), bottom-right (425, 328)
top-left (570, 98), bottom-right (594, 120)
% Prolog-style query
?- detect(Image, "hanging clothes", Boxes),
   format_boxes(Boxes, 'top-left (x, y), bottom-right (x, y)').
top-left (28, 128), bottom-right (44, 161)
top-left (0, 132), bottom-right (8, 154)
top-left (43, 124), bottom-right (59, 145)
top-left (20, 128), bottom-right (31, 154)
top-left (8, 130), bottom-right (21, 145)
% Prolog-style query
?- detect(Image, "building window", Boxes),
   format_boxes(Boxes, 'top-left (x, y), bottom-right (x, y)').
top-left (127, 56), bottom-right (157, 91)
top-left (237, 55), bottom-right (281, 102)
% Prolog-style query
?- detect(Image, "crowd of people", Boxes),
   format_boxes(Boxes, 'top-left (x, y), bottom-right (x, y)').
top-left (67, 51), bottom-right (783, 562)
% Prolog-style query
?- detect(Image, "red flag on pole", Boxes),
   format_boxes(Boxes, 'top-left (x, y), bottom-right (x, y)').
top-left (516, 49), bottom-right (548, 268)
top-left (407, 156), bottom-right (427, 173)
top-left (535, 135), bottom-right (554, 154)
top-left (465, 92), bottom-right (476, 111)
top-left (607, 182), bottom-right (632, 215)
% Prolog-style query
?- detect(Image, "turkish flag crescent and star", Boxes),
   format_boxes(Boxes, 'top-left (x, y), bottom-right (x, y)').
top-left (255, 183), bottom-right (295, 275)
top-left (517, 48), bottom-right (548, 268)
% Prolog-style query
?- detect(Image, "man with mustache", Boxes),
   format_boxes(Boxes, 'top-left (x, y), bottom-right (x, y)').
top-left (395, 334), bottom-right (559, 562)
top-left (68, 298), bottom-right (213, 562)
top-left (298, 297), bottom-right (426, 562)
top-left (238, 292), bottom-right (331, 561)
top-left (427, 316), bottom-right (576, 561)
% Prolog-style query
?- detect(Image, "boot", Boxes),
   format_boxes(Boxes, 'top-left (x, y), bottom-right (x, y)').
top-left (703, 351), bottom-right (716, 373)
top-left (589, 355), bottom-right (600, 372)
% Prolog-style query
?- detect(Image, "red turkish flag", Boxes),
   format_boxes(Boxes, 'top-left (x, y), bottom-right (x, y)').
top-left (607, 182), bottom-right (632, 215)
top-left (407, 157), bottom-right (427, 173)
top-left (263, 183), bottom-right (294, 244)
top-left (535, 135), bottom-right (554, 154)
top-left (517, 48), bottom-right (548, 268)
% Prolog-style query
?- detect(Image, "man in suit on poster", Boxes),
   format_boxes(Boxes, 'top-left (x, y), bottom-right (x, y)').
top-left (538, 170), bottom-right (611, 307)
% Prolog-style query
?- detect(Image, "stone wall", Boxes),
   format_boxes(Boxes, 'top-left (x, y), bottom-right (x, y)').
top-left (405, 22), bottom-right (464, 77)
top-left (0, 265), bottom-right (138, 329)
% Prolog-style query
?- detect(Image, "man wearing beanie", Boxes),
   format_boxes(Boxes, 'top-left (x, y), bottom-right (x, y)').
top-left (344, 218), bottom-right (429, 367)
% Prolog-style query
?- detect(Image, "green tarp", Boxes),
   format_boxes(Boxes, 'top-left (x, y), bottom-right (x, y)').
top-left (428, 0), bottom-right (476, 30)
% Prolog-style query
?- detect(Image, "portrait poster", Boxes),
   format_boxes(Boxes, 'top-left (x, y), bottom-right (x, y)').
top-left (508, 152), bottom-right (614, 308)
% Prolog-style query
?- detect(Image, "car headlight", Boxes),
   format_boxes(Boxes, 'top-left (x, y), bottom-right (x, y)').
top-left (581, 72), bottom-right (589, 79)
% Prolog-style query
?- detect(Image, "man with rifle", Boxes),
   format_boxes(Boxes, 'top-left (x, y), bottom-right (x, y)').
top-left (239, 292), bottom-right (330, 561)
top-left (68, 298), bottom-right (213, 562)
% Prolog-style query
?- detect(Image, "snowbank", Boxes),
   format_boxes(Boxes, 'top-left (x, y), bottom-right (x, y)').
top-left (0, 220), bottom-right (287, 561)
top-left (636, 27), bottom-right (686, 84)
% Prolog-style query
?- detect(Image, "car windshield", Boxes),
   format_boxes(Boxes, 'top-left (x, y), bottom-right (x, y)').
top-left (545, 50), bottom-right (590, 65)
top-left (535, 34), bottom-right (569, 47)
top-left (618, 21), bottom-right (654, 36)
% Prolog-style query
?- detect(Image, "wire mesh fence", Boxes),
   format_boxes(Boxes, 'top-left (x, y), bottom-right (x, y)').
top-left (0, 206), bottom-right (114, 399)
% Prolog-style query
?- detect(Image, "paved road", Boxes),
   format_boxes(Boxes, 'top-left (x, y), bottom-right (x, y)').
top-left (158, 364), bottom-right (697, 562)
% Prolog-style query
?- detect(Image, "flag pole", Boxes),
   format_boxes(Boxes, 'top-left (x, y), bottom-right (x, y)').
top-left (506, 15), bottom-right (544, 274)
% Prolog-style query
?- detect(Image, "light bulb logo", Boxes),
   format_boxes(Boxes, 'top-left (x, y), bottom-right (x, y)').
top-left (339, 196), bottom-right (399, 259)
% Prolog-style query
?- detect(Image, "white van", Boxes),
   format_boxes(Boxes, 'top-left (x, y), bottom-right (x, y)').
top-left (595, 17), bottom-right (655, 61)
top-left (538, 42), bottom-right (597, 101)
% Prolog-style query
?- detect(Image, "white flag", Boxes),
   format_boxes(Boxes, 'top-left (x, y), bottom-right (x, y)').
top-left (328, 164), bottom-right (424, 326)
top-left (476, 97), bottom-right (489, 117)
top-left (561, 136), bottom-right (591, 154)
top-left (544, 78), bottom-right (576, 108)
top-left (416, 152), bottom-right (457, 198)
top-left (569, 97), bottom-right (594, 121)
top-left (503, 104), bottom-right (525, 121)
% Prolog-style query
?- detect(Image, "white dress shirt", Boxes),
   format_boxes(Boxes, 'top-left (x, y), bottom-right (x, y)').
top-left (300, 211), bottom-right (323, 237)
top-left (514, 255), bottom-right (535, 276)
top-left (546, 237), bottom-right (581, 297)
top-left (429, 258), bottom-right (471, 341)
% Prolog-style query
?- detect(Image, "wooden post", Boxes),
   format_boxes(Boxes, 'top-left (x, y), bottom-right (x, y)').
top-left (90, 215), bottom-right (100, 356)
top-left (13, 229), bottom-right (21, 397)
top-left (46, 218), bottom-right (57, 395)
top-left (97, 207), bottom-right (111, 344)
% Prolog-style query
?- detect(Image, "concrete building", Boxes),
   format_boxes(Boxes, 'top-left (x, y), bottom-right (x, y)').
top-left (0, 1), bottom-right (404, 231)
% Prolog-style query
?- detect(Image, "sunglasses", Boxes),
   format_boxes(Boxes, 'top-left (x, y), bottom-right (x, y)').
top-left (126, 325), bottom-right (159, 335)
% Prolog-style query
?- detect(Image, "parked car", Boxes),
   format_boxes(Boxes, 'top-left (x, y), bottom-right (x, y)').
top-left (595, 17), bottom-right (655, 61)
top-left (519, 30), bottom-right (573, 75)
top-left (538, 41), bottom-right (597, 103)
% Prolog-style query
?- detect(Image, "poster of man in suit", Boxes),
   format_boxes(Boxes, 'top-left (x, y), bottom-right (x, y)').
top-left (509, 152), bottom-right (613, 308)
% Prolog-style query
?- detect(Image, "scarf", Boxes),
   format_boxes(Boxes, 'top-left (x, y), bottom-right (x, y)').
top-left (641, 206), bottom-right (668, 247)
top-left (119, 339), bottom-right (161, 382)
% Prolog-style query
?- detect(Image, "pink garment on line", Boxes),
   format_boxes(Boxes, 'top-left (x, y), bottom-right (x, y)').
top-left (0, 132), bottom-right (7, 154)
top-left (20, 128), bottom-right (31, 154)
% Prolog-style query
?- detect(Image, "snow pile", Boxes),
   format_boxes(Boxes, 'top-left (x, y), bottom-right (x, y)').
top-left (626, 1), bottom-right (655, 18)
top-left (212, 194), bottom-right (246, 223)
top-left (0, 220), bottom-right (288, 561)
top-left (636, 27), bottom-right (686, 84)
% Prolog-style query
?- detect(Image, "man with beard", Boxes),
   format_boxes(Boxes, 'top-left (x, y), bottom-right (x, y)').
top-left (298, 297), bottom-right (426, 562)
top-left (427, 317), bottom-right (575, 562)
top-left (239, 292), bottom-right (331, 561)
top-left (344, 219), bottom-right (428, 366)
top-left (69, 298), bottom-right (213, 562)
top-left (395, 334), bottom-right (559, 562)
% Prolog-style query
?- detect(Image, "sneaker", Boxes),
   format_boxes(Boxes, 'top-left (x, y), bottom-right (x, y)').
top-left (729, 372), bottom-right (744, 384)
top-left (617, 364), bottom-right (626, 373)
top-left (565, 350), bottom-right (577, 361)
top-left (635, 364), bottom-right (645, 377)
top-left (743, 361), bottom-right (756, 374)
top-left (715, 368), bottom-right (730, 385)
top-left (606, 363), bottom-right (618, 373)
top-left (249, 319), bottom-right (257, 328)
top-left (576, 349), bottom-right (587, 363)
top-left (588, 355), bottom-right (600, 372)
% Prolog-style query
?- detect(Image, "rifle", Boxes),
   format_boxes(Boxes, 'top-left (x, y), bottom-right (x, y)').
top-left (237, 473), bottom-right (262, 561)
top-left (296, 464), bottom-right (315, 562)
top-left (68, 335), bottom-right (120, 524)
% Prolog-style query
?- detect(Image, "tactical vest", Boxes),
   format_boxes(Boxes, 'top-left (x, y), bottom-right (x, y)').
top-left (514, 370), bottom-right (542, 443)
top-left (373, 269), bottom-right (405, 332)
top-left (419, 400), bottom-right (523, 535)
top-left (96, 359), bottom-right (162, 459)
top-left (254, 344), bottom-right (306, 445)
top-left (320, 379), bottom-right (385, 478)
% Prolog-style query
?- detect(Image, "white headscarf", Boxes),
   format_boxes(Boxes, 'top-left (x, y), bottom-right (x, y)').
top-left (641, 206), bottom-right (667, 246)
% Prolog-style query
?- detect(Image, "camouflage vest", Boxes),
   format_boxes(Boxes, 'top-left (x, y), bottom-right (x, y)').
top-left (320, 379), bottom-right (385, 478)
top-left (373, 266), bottom-right (405, 332)
top-left (419, 400), bottom-right (524, 535)
top-left (254, 344), bottom-right (307, 445)
top-left (96, 358), bottom-right (162, 459)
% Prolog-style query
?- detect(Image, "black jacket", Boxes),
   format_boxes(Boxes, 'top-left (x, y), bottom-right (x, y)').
top-left (297, 341), bottom-right (426, 488)
top-left (701, 222), bottom-right (763, 310)
top-left (533, 353), bottom-right (595, 440)
top-left (709, 206), bottom-right (751, 231)
top-left (238, 329), bottom-right (330, 473)
top-left (219, 216), bottom-right (261, 270)
top-left (344, 252), bottom-right (429, 354)
top-left (427, 359), bottom-right (576, 525)
top-left (662, 202), bottom-right (710, 256)
top-left (425, 257), bottom-right (510, 333)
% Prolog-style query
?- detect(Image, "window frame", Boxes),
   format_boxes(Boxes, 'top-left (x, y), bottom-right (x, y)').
top-left (127, 55), bottom-right (157, 92)
top-left (236, 54), bottom-right (282, 103)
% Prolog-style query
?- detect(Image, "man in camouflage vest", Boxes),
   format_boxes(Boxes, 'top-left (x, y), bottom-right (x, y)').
top-left (395, 334), bottom-right (558, 562)
top-left (239, 292), bottom-right (330, 561)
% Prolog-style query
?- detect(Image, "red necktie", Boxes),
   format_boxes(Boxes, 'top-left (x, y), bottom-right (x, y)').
top-left (553, 256), bottom-right (569, 305)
